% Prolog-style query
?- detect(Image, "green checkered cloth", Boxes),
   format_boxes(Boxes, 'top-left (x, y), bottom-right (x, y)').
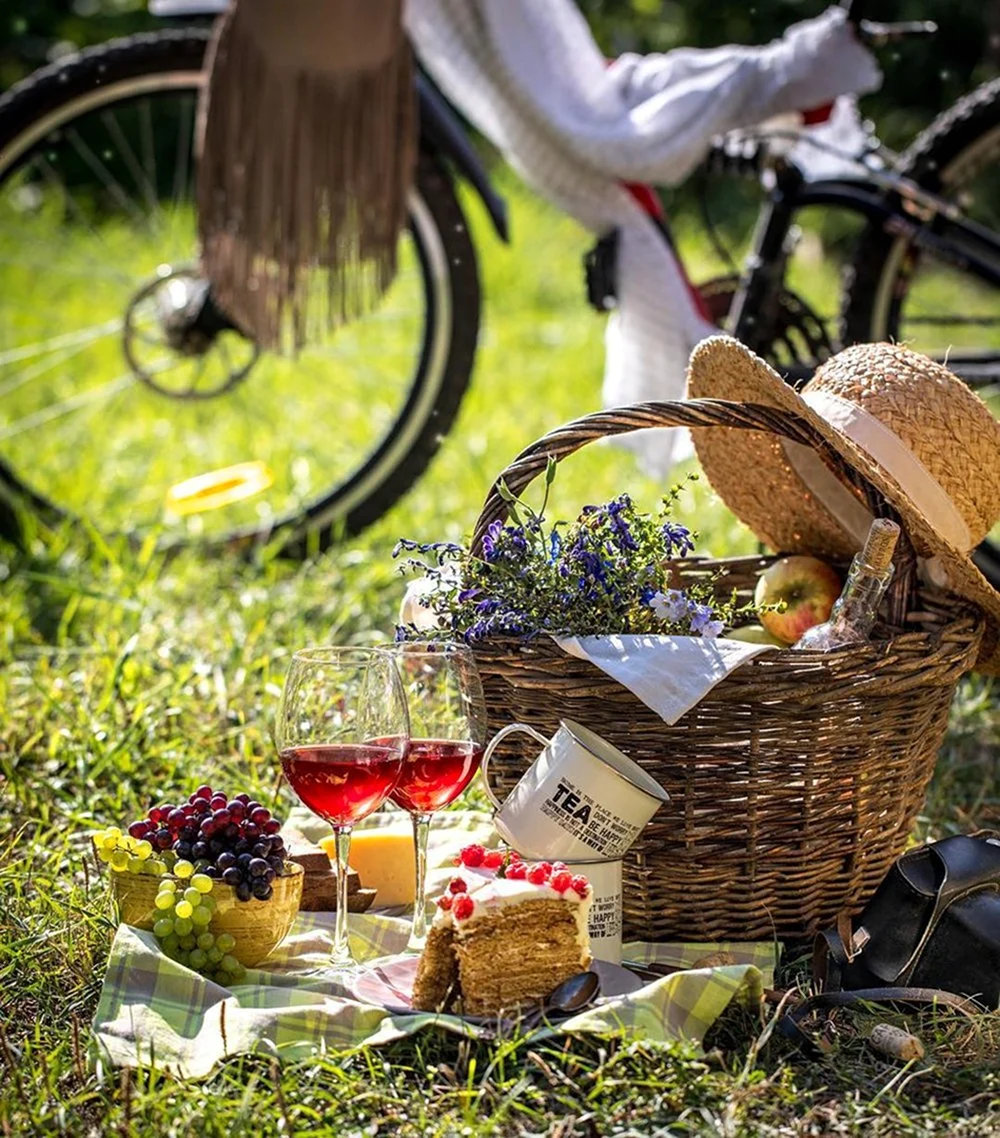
top-left (91, 811), bottom-right (777, 1079)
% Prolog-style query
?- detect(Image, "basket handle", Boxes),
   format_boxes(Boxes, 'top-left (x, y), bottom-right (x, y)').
top-left (471, 399), bottom-right (916, 623)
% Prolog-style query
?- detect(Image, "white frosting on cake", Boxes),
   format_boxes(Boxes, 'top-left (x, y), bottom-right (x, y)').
top-left (433, 872), bottom-right (592, 961)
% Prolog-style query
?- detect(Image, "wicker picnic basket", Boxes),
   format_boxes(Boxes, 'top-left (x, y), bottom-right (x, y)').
top-left (471, 400), bottom-right (984, 943)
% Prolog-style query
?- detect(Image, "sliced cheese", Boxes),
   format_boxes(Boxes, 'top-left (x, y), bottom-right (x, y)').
top-left (321, 828), bottom-right (416, 908)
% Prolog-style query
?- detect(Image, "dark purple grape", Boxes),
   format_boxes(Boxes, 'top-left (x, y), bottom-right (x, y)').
top-left (267, 856), bottom-right (284, 872)
top-left (165, 808), bottom-right (186, 829)
top-left (264, 867), bottom-right (276, 883)
top-left (208, 838), bottom-right (225, 856)
top-left (224, 823), bottom-right (240, 841)
top-left (205, 866), bottom-right (221, 879)
top-left (248, 858), bottom-right (268, 878)
top-left (222, 867), bottom-right (242, 887)
top-left (216, 851), bottom-right (236, 871)
top-left (193, 785), bottom-right (213, 801)
top-left (233, 839), bottom-right (250, 856)
top-left (252, 880), bottom-right (273, 901)
top-left (236, 853), bottom-right (252, 871)
top-left (127, 820), bottom-right (151, 839)
top-left (233, 793), bottom-right (251, 805)
top-left (263, 819), bottom-right (281, 836)
top-left (179, 825), bottom-right (199, 842)
top-left (191, 841), bottom-right (209, 860)
top-left (249, 807), bottom-right (271, 826)
top-left (212, 808), bottom-right (232, 828)
top-left (173, 841), bottom-right (192, 860)
top-left (235, 881), bottom-right (253, 903)
top-left (192, 798), bottom-right (212, 816)
top-left (154, 829), bottom-right (173, 851)
top-left (209, 794), bottom-right (228, 810)
top-left (242, 823), bottom-right (260, 841)
top-left (228, 801), bottom-right (246, 822)
top-left (251, 842), bottom-right (271, 859)
top-left (270, 837), bottom-right (285, 852)
top-left (199, 817), bottom-right (218, 837)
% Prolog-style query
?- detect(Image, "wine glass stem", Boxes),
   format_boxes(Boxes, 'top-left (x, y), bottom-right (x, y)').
top-left (411, 812), bottom-right (432, 942)
top-left (333, 825), bottom-right (354, 965)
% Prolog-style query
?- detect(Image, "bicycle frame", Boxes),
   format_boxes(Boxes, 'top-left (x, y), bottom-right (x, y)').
top-left (729, 158), bottom-right (1000, 377)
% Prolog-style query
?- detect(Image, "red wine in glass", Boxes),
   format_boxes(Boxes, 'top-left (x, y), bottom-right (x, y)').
top-left (280, 742), bottom-right (404, 827)
top-left (390, 738), bottom-right (483, 814)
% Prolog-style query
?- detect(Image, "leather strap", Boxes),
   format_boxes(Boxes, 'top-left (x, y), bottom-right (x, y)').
top-left (778, 987), bottom-right (981, 1058)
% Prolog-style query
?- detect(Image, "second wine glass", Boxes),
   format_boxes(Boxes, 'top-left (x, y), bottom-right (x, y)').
top-left (389, 642), bottom-right (488, 945)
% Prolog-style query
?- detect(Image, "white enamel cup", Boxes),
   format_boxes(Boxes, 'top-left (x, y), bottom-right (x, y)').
top-left (567, 857), bottom-right (623, 965)
top-left (481, 719), bottom-right (668, 862)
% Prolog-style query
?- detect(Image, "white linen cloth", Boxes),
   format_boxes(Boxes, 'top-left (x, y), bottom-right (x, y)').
top-left (553, 634), bottom-right (776, 724)
top-left (405, 1), bottom-right (881, 474)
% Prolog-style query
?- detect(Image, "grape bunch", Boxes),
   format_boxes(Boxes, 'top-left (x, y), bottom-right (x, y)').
top-left (124, 786), bottom-right (289, 903)
top-left (94, 827), bottom-right (171, 876)
top-left (152, 870), bottom-right (246, 984)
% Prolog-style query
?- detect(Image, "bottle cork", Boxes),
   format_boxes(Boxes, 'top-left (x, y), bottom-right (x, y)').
top-left (859, 518), bottom-right (900, 573)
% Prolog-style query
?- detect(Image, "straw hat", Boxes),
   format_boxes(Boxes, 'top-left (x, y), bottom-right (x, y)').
top-left (686, 336), bottom-right (1000, 672)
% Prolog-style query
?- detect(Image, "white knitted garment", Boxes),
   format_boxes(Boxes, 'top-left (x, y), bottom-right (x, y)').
top-left (405, 1), bottom-right (881, 474)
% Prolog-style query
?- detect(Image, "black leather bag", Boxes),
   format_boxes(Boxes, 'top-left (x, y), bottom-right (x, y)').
top-left (780, 836), bottom-right (999, 1052)
top-left (817, 834), bottom-right (1000, 1008)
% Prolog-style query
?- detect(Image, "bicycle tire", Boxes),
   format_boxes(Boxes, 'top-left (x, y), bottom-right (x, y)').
top-left (840, 77), bottom-right (1000, 587)
top-left (0, 30), bottom-right (480, 556)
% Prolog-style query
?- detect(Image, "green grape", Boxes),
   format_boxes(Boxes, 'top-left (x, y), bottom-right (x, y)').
top-left (174, 860), bottom-right (194, 879)
top-left (196, 932), bottom-right (215, 951)
top-left (215, 933), bottom-right (236, 954)
top-left (207, 947), bottom-right (223, 965)
top-left (99, 833), bottom-right (119, 852)
top-left (191, 905), bottom-right (212, 927)
top-left (150, 860), bottom-right (168, 876)
top-left (229, 963), bottom-right (246, 984)
top-left (97, 847), bottom-right (112, 864)
top-left (159, 878), bottom-right (177, 893)
top-left (134, 840), bottom-right (153, 860)
top-left (153, 917), bottom-right (175, 939)
top-left (154, 891), bottom-right (175, 911)
top-left (162, 933), bottom-right (180, 955)
top-left (174, 899), bottom-right (194, 920)
top-left (127, 857), bottom-right (145, 874)
top-left (200, 895), bottom-right (216, 914)
top-left (183, 887), bottom-right (201, 906)
top-left (178, 933), bottom-right (197, 950)
top-left (188, 948), bottom-right (208, 970)
top-left (177, 952), bottom-right (191, 968)
top-left (104, 827), bottom-right (122, 841)
top-left (140, 861), bottom-right (161, 876)
top-left (220, 954), bottom-right (240, 973)
top-left (174, 917), bottom-right (194, 936)
top-left (190, 874), bottom-right (214, 895)
top-left (109, 849), bottom-right (129, 872)
top-left (162, 850), bottom-right (178, 867)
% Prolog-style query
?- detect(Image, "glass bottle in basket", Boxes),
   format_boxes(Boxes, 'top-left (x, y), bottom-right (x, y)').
top-left (794, 519), bottom-right (900, 651)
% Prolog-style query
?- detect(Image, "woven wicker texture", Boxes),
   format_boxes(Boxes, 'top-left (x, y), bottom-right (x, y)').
top-left (686, 337), bottom-right (1000, 672)
top-left (470, 399), bottom-right (984, 942)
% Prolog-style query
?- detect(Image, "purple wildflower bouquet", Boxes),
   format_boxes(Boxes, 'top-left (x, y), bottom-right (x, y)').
top-left (395, 468), bottom-right (756, 644)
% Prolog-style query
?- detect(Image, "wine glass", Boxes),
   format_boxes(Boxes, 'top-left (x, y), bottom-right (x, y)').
top-left (276, 647), bottom-right (409, 967)
top-left (389, 642), bottom-right (488, 946)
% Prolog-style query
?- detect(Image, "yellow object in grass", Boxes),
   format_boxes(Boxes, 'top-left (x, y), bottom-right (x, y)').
top-left (164, 461), bottom-right (273, 517)
top-left (322, 827), bottom-right (417, 907)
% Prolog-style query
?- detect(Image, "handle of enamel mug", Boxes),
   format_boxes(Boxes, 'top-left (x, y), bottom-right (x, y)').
top-left (480, 723), bottom-right (550, 810)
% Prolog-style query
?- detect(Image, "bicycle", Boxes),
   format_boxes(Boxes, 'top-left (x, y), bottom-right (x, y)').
top-left (0, 1), bottom-right (997, 578)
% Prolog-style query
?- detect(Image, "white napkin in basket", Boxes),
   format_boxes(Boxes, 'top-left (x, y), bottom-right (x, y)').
top-left (552, 635), bottom-right (777, 725)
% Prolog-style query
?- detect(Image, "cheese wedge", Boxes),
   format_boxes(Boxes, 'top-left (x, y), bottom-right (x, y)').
top-left (321, 828), bottom-right (416, 908)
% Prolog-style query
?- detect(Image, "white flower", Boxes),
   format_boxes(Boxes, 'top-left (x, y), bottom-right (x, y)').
top-left (649, 589), bottom-right (690, 623)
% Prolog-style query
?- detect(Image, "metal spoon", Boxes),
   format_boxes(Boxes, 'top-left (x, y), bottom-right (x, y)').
top-left (519, 971), bottom-right (601, 1032)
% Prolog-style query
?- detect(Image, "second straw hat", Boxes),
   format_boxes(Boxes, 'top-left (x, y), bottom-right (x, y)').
top-left (685, 336), bottom-right (1000, 671)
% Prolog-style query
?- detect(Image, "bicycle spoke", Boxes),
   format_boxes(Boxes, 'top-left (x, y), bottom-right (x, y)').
top-left (101, 108), bottom-right (160, 217)
top-left (66, 127), bottom-right (146, 226)
top-left (0, 370), bottom-right (142, 441)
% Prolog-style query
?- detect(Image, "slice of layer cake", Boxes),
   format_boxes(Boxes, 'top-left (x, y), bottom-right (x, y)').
top-left (412, 847), bottom-right (592, 1016)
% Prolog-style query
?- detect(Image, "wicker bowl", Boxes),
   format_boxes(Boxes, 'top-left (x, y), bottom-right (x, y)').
top-left (108, 861), bottom-right (304, 967)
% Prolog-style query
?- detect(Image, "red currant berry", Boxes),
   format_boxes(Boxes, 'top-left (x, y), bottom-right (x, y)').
top-left (437, 894), bottom-right (453, 911)
top-left (570, 875), bottom-right (590, 897)
top-left (448, 876), bottom-right (468, 894)
top-left (508, 849), bottom-right (523, 861)
top-left (505, 861), bottom-right (527, 880)
top-left (482, 850), bottom-right (504, 869)
top-left (550, 871), bottom-right (573, 893)
top-left (552, 862), bottom-right (568, 871)
top-left (526, 864), bottom-right (550, 886)
top-left (194, 785), bottom-right (213, 801)
top-left (452, 895), bottom-right (475, 921)
top-left (459, 844), bottom-right (485, 868)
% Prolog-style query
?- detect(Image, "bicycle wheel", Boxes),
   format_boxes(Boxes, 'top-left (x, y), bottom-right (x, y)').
top-left (841, 78), bottom-right (1000, 582)
top-left (0, 30), bottom-right (479, 555)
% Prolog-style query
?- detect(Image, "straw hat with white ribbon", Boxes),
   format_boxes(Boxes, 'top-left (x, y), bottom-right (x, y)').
top-left (686, 336), bottom-right (1000, 672)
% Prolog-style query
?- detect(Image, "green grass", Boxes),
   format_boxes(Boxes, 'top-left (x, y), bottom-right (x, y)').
top-left (3, 174), bottom-right (1000, 1136)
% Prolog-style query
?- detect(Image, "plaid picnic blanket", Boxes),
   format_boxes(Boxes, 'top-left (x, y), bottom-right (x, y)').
top-left (91, 811), bottom-right (777, 1078)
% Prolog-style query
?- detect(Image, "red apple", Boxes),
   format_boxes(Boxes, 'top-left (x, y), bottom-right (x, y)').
top-left (754, 556), bottom-right (842, 645)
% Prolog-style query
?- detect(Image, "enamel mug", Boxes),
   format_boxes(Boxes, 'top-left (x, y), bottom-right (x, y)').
top-left (481, 719), bottom-right (668, 862)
